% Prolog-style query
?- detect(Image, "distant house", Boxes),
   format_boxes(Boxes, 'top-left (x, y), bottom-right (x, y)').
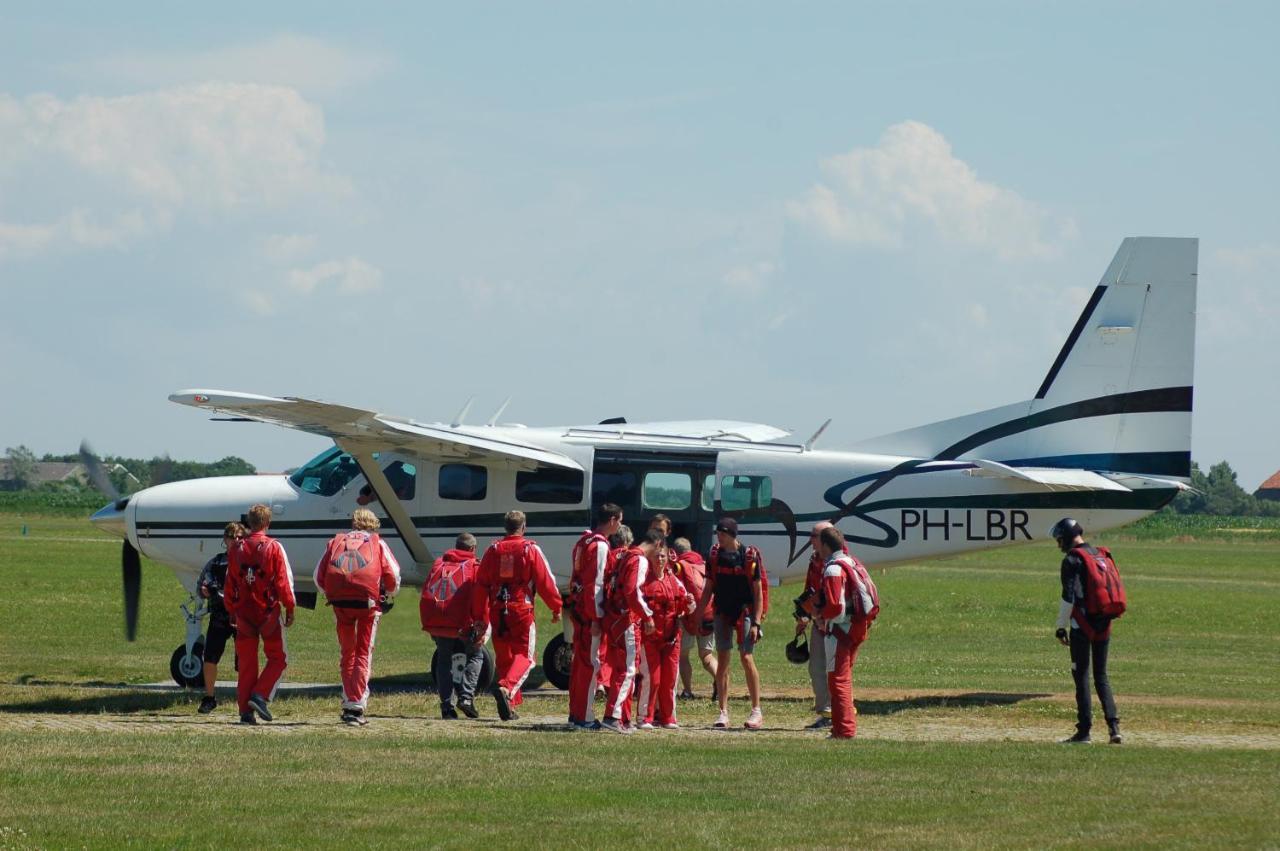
top-left (0, 461), bottom-right (88, 491)
top-left (1255, 471), bottom-right (1280, 502)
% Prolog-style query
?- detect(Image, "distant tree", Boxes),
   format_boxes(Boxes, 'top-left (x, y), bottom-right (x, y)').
top-left (4, 445), bottom-right (37, 490)
top-left (1170, 460), bottom-right (1264, 516)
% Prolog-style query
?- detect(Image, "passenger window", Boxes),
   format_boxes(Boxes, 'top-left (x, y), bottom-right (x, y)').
top-left (701, 474), bottom-right (715, 511)
top-left (516, 467), bottom-right (584, 504)
top-left (439, 464), bottom-right (488, 501)
top-left (643, 472), bottom-right (691, 510)
top-left (382, 461), bottom-right (416, 500)
top-left (592, 470), bottom-right (638, 508)
top-left (720, 475), bottom-right (772, 511)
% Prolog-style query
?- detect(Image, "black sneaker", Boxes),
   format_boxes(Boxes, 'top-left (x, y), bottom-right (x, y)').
top-left (341, 710), bottom-right (359, 726)
top-left (493, 685), bottom-right (513, 721)
top-left (198, 696), bottom-right (217, 714)
top-left (1109, 727), bottom-right (1123, 745)
top-left (1062, 729), bottom-right (1092, 744)
top-left (457, 698), bottom-right (478, 719)
top-left (239, 712), bottom-right (257, 725)
top-left (441, 706), bottom-right (459, 720)
top-left (248, 693), bottom-right (273, 722)
top-left (805, 716), bottom-right (832, 730)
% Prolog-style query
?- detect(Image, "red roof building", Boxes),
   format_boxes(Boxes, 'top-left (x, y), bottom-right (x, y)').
top-left (1255, 471), bottom-right (1280, 502)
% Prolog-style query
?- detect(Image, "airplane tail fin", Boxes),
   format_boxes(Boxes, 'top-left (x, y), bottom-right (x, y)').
top-left (853, 237), bottom-right (1198, 480)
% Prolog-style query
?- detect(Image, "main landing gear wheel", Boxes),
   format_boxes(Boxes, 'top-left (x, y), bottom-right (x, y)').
top-left (170, 641), bottom-right (205, 689)
top-left (430, 647), bottom-right (496, 692)
top-left (541, 633), bottom-right (571, 691)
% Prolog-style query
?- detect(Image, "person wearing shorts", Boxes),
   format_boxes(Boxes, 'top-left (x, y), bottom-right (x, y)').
top-left (699, 518), bottom-right (766, 730)
top-left (195, 521), bottom-right (245, 714)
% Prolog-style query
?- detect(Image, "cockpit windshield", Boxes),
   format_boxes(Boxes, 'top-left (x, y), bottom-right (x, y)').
top-left (289, 446), bottom-right (363, 496)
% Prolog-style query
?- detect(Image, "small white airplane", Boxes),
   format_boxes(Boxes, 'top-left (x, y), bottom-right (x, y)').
top-left (90, 236), bottom-right (1196, 689)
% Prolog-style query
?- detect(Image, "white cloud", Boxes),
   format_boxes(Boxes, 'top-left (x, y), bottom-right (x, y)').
top-left (241, 289), bottom-right (275, 317)
top-left (787, 120), bottom-right (1075, 260)
top-left (287, 257), bottom-right (383, 295)
top-left (82, 34), bottom-right (392, 98)
top-left (0, 83), bottom-right (347, 259)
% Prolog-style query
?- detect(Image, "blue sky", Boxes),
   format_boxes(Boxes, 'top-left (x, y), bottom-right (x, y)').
top-left (2, 2), bottom-right (1276, 486)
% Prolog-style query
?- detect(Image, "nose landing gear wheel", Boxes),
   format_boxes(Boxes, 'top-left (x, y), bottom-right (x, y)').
top-left (170, 641), bottom-right (205, 689)
top-left (541, 633), bottom-right (571, 691)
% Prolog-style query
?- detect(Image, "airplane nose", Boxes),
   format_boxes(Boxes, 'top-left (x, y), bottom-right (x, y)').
top-left (90, 498), bottom-right (130, 539)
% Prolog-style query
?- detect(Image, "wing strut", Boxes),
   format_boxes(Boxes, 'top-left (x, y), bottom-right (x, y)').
top-left (339, 441), bottom-right (434, 567)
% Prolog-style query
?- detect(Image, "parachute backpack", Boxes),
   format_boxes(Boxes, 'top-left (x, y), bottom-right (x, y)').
top-left (322, 530), bottom-right (383, 602)
top-left (1072, 545), bottom-right (1127, 621)
top-left (708, 543), bottom-right (770, 617)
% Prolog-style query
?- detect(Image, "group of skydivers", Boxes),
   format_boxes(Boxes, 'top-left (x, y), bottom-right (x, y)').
top-left (196, 501), bottom-right (1125, 743)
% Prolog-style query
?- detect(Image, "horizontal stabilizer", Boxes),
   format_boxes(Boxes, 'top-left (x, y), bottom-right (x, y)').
top-left (966, 460), bottom-right (1131, 492)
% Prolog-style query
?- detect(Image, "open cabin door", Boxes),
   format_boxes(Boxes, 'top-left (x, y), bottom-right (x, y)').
top-left (590, 449), bottom-right (718, 554)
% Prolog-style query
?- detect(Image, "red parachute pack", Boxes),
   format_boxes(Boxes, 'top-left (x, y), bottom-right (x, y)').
top-left (420, 550), bottom-right (479, 637)
top-left (835, 553), bottom-right (880, 624)
top-left (319, 530), bottom-right (384, 603)
top-left (1072, 545), bottom-right (1127, 620)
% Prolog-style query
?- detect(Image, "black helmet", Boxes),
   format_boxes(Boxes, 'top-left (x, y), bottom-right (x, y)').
top-left (785, 633), bottom-right (810, 664)
top-left (1049, 517), bottom-right (1084, 542)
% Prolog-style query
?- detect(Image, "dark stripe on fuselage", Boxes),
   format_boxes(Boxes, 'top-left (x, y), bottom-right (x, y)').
top-left (936, 386), bottom-right (1193, 461)
top-left (1035, 285), bottom-right (1107, 400)
top-left (998, 451), bottom-right (1191, 478)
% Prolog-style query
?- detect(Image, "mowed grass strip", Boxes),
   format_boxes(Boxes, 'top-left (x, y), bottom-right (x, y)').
top-left (1, 727), bottom-right (1278, 849)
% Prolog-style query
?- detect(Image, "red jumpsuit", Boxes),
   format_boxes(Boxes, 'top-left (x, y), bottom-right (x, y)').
top-left (225, 530), bottom-right (296, 715)
top-left (567, 531), bottom-right (609, 724)
top-left (600, 546), bottom-right (651, 726)
top-left (314, 531), bottom-right (401, 712)
top-left (818, 553), bottom-right (869, 739)
top-left (638, 570), bottom-right (695, 726)
top-left (471, 534), bottom-right (562, 707)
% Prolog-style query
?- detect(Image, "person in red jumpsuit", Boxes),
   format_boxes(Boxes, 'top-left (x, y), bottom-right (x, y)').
top-left (566, 503), bottom-right (623, 728)
top-left (598, 528), bottom-right (662, 733)
top-left (813, 525), bottom-right (873, 739)
top-left (225, 503), bottom-right (296, 725)
top-left (637, 539), bottom-right (696, 729)
top-left (471, 510), bottom-right (562, 721)
top-left (314, 508), bottom-right (401, 726)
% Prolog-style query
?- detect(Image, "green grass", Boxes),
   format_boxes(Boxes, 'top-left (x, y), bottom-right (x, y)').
top-left (1, 511), bottom-right (1279, 849)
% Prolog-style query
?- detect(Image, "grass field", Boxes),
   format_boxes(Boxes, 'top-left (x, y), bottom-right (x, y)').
top-left (1, 511), bottom-right (1278, 848)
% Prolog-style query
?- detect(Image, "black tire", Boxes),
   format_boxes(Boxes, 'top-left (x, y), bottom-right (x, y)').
top-left (170, 641), bottom-right (205, 689)
top-left (430, 647), bottom-right (496, 692)
top-left (541, 633), bottom-right (571, 691)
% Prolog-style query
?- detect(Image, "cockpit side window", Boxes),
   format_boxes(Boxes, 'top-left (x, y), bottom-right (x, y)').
top-left (288, 447), bottom-right (362, 496)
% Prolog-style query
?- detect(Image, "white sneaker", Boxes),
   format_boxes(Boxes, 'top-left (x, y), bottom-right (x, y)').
top-left (744, 707), bottom-right (763, 730)
top-left (714, 709), bottom-right (729, 728)
top-left (638, 721), bottom-right (655, 730)
top-left (662, 721), bottom-right (680, 730)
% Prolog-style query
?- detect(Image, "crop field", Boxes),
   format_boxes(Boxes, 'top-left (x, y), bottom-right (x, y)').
top-left (1, 511), bottom-right (1278, 849)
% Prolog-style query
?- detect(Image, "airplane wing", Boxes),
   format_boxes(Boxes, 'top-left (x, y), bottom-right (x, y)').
top-left (169, 389), bottom-right (582, 471)
top-left (965, 459), bottom-right (1132, 492)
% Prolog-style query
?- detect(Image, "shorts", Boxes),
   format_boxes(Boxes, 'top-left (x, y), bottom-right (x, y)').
top-left (204, 616), bottom-right (233, 664)
top-left (681, 626), bottom-right (714, 656)
top-left (713, 612), bottom-right (757, 654)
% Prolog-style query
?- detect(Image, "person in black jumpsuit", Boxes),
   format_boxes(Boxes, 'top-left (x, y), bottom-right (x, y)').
top-left (1051, 517), bottom-right (1121, 744)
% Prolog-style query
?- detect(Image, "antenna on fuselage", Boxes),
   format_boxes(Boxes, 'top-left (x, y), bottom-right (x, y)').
top-left (804, 418), bottom-right (832, 452)
top-left (451, 396), bottom-right (475, 427)
top-left (485, 396), bottom-right (512, 427)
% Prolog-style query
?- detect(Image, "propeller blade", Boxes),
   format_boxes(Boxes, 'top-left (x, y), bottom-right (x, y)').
top-left (122, 541), bottom-right (141, 641)
top-left (79, 439), bottom-right (119, 500)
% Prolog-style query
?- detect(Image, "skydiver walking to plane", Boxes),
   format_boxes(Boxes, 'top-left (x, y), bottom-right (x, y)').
top-left (472, 510), bottom-right (562, 721)
top-left (794, 521), bottom-right (839, 729)
top-left (566, 503), bottom-right (623, 728)
top-left (599, 527), bottom-right (660, 733)
top-left (195, 521), bottom-right (245, 714)
top-left (225, 504), bottom-right (295, 725)
top-left (314, 508), bottom-right (401, 726)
